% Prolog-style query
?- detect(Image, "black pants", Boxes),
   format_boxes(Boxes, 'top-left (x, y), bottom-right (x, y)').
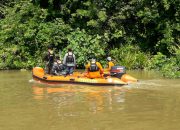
top-left (46, 63), bottom-right (53, 74)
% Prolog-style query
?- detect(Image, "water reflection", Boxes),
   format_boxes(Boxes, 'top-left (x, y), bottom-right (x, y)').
top-left (31, 84), bottom-right (129, 116)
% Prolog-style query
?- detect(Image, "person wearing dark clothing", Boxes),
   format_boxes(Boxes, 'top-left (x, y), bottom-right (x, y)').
top-left (44, 45), bottom-right (55, 74)
top-left (52, 56), bottom-right (66, 75)
top-left (63, 48), bottom-right (76, 75)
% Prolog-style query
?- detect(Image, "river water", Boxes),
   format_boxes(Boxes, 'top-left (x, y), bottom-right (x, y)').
top-left (0, 70), bottom-right (180, 130)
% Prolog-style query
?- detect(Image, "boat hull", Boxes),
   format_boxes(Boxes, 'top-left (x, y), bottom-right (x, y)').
top-left (32, 67), bottom-right (127, 86)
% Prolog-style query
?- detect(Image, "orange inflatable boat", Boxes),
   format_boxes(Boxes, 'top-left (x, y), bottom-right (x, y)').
top-left (32, 66), bottom-right (138, 86)
top-left (32, 67), bottom-right (129, 86)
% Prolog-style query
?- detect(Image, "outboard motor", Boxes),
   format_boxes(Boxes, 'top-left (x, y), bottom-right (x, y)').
top-left (110, 66), bottom-right (126, 78)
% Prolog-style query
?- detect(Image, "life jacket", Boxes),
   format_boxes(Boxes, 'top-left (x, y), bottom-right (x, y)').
top-left (108, 61), bottom-right (114, 70)
top-left (48, 50), bottom-right (54, 63)
top-left (66, 52), bottom-right (74, 64)
top-left (89, 61), bottom-right (99, 72)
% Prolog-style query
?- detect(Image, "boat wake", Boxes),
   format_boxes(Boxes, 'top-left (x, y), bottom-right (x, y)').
top-left (29, 79), bottom-right (34, 83)
top-left (123, 79), bottom-right (167, 90)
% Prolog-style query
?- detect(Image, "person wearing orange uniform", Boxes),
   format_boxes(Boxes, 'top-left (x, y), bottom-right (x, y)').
top-left (106, 57), bottom-right (115, 71)
top-left (85, 58), bottom-right (104, 78)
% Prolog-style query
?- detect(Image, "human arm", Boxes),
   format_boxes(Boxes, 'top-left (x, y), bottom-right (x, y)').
top-left (97, 62), bottom-right (104, 74)
top-left (63, 53), bottom-right (67, 65)
top-left (73, 54), bottom-right (76, 66)
top-left (108, 62), bottom-right (115, 70)
top-left (85, 62), bottom-right (90, 71)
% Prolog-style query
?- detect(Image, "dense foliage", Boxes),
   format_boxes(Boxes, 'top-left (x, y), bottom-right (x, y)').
top-left (0, 0), bottom-right (179, 78)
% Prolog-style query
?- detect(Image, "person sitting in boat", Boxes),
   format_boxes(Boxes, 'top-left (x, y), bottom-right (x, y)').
top-left (63, 48), bottom-right (76, 75)
top-left (85, 57), bottom-right (104, 78)
top-left (106, 56), bottom-right (115, 71)
top-left (43, 45), bottom-right (55, 74)
top-left (52, 56), bottom-right (66, 75)
top-left (103, 56), bottom-right (115, 77)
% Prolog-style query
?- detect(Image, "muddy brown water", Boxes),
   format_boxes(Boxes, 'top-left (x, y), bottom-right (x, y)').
top-left (0, 70), bottom-right (180, 130)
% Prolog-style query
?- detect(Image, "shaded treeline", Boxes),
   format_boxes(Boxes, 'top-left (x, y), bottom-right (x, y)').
top-left (0, 0), bottom-right (179, 78)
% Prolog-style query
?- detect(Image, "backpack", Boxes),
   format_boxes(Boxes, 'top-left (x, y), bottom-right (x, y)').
top-left (66, 52), bottom-right (74, 63)
top-left (89, 62), bottom-right (99, 72)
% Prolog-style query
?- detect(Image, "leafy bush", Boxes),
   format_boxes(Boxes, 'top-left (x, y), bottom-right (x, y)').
top-left (161, 45), bottom-right (180, 78)
top-left (0, 0), bottom-right (179, 78)
top-left (0, 1), bottom-right (71, 69)
top-left (146, 48), bottom-right (180, 78)
top-left (147, 52), bottom-right (167, 70)
top-left (161, 57), bottom-right (180, 78)
top-left (110, 44), bottom-right (149, 69)
top-left (63, 29), bottom-right (107, 68)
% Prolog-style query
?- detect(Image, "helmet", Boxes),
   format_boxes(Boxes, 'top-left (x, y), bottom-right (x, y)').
top-left (91, 58), bottom-right (96, 63)
top-left (48, 45), bottom-right (53, 49)
top-left (107, 57), bottom-right (111, 61)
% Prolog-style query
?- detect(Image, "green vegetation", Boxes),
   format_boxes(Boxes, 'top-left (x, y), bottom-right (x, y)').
top-left (0, 0), bottom-right (179, 78)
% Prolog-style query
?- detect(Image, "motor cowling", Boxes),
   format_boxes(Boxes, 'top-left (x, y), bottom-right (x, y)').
top-left (110, 66), bottom-right (126, 78)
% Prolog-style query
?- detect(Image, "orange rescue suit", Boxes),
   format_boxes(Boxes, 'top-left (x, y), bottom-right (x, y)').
top-left (107, 61), bottom-right (115, 71)
top-left (85, 62), bottom-right (104, 78)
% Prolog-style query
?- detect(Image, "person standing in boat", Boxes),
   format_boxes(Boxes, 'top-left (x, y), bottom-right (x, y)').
top-left (63, 48), bottom-right (76, 75)
top-left (85, 57), bottom-right (104, 78)
top-left (44, 45), bottom-right (55, 74)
